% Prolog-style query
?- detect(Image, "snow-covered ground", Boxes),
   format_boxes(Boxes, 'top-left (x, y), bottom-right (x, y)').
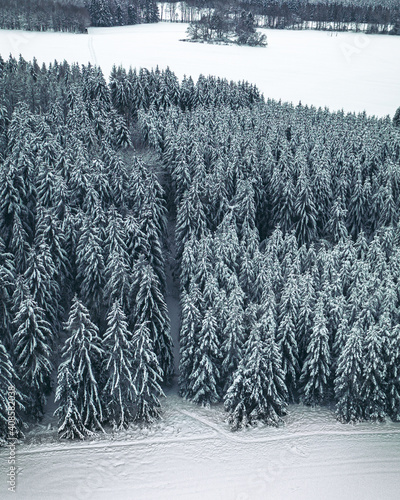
top-left (1, 23), bottom-right (400, 117)
top-left (1, 393), bottom-right (400, 499)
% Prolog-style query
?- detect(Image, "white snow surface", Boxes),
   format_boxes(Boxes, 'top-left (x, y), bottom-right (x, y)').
top-left (1, 394), bottom-right (400, 499)
top-left (1, 23), bottom-right (400, 117)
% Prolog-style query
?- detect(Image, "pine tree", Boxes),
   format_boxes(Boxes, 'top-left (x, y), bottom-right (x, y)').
top-left (179, 285), bottom-right (202, 398)
top-left (54, 362), bottom-right (89, 440)
top-left (277, 270), bottom-right (300, 402)
top-left (102, 301), bottom-right (136, 430)
top-left (220, 295), bottom-right (244, 392)
top-left (131, 322), bottom-right (164, 423)
top-left (13, 293), bottom-right (53, 418)
top-left (224, 309), bottom-right (288, 429)
top-left (55, 297), bottom-right (104, 435)
top-left (0, 237), bottom-right (16, 350)
top-left (335, 323), bottom-right (364, 423)
top-left (188, 308), bottom-right (220, 407)
top-left (175, 180), bottom-right (208, 267)
top-left (293, 163), bottom-right (317, 246)
top-left (300, 299), bottom-right (331, 406)
top-left (393, 106), bottom-right (400, 127)
top-left (0, 340), bottom-right (24, 441)
top-left (387, 324), bottom-right (400, 421)
top-left (130, 255), bottom-right (173, 381)
top-left (297, 272), bottom-right (315, 361)
top-left (361, 323), bottom-right (387, 421)
top-left (76, 219), bottom-right (105, 322)
top-left (24, 243), bottom-right (62, 334)
top-left (325, 198), bottom-right (348, 243)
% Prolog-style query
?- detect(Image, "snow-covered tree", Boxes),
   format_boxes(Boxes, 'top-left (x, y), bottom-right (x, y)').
top-left (300, 298), bottom-right (332, 406)
top-left (131, 322), bottom-right (164, 423)
top-left (0, 340), bottom-right (24, 441)
top-left (387, 323), bottom-right (400, 421)
top-left (54, 297), bottom-right (104, 436)
top-left (224, 309), bottom-right (288, 429)
top-left (220, 294), bottom-right (245, 392)
top-left (188, 308), bottom-right (220, 406)
top-left (13, 293), bottom-right (53, 418)
top-left (361, 323), bottom-right (387, 421)
top-left (277, 270), bottom-right (300, 401)
top-left (224, 313), bottom-right (288, 429)
top-left (130, 255), bottom-right (173, 381)
top-left (179, 284), bottom-right (202, 398)
top-left (102, 301), bottom-right (136, 430)
top-left (76, 219), bottom-right (105, 322)
top-left (335, 323), bottom-right (364, 423)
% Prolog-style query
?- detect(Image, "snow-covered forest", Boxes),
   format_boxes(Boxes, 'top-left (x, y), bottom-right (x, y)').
top-left (0, 0), bottom-right (159, 32)
top-left (0, 0), bottom-right (399, 34)
top-left (0, 56), bottom-right (400, 443)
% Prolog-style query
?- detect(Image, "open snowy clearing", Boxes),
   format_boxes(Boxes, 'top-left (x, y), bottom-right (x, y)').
top-left (1, 393), bottom-right (400, 500)
top-left (1, 23), bottom-right (400, 117)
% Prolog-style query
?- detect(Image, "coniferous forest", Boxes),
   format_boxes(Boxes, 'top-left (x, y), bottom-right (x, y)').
top-left (0, 0), bottom-right (159, 32)
top-left (0, 0), bottom-right (399, 34)
top-left (0, 56), bottom-right (400, 442)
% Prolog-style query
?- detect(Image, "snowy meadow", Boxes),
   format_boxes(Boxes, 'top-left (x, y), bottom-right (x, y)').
top-left (1, 23), bottom-right (400, 117)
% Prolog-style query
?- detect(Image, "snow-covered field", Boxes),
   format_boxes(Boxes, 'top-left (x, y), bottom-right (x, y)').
top-left (1, 23), bottom-right (400, 117)
top-left (1, 393), bottom-right (400, 499)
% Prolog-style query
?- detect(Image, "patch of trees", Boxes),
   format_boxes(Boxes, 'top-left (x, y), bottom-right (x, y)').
top-left (0, 0), bottom-right (159, 33)
top-left (160, 0), bottom-right (400, 34)
top-left (186, 9), bottom-right (267, 46)
top-left (87, 0), bottom-right (159, 27)
top-left (0, 0), bottom-right (90, 32)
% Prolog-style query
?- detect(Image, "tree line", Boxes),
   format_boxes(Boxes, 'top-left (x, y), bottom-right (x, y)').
top-left (0, 0), bottom-right (159, 33)
top-left (160, 0), bottom-right (400, 34)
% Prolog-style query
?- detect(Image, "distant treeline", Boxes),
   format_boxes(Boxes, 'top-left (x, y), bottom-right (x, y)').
top-left (1, 0), bottom-right (398, 34)
top-left (0, 0), bottom-right (90, 32)
top-left (160, 0), bottom-right (400, 34)
top-left (0, 0), bottom-right (159, 33)
top-left (88, 0), bottom-right (159, 27)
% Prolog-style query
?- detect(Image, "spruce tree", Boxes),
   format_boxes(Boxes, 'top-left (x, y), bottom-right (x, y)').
top-left (0, 340), bottom-right (24, 441)
top-left (277, 270), bottom-right (300, 402)
top-left (55, 297), bottom-right (104, 435)
top-left (179, 285), bottom-right (202, 399)
top-left (387, 324), bottom-right (400, 421)
top-left (224, 309), bottom-right (287, 429)
top-left (361, 323), bottom-right (388, 421)
top-left (188, 308), bottom-right (220, 407)
top-left (102, 301), bottom-right (137, 430)
top-left (131, 323), bottom-right (164, 423)
top-left (13, 293), bottom-right (53, 418)
top-left (300, 299), bottom-right (331, 406)
top-left (335, 323), bottom-right (364, 423)
top-left (130, 255), bottom-right (173, 381)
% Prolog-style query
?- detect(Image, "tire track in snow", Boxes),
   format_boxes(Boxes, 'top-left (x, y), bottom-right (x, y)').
top-left (88, 35), bottom-right (97, 65)
top-left (177, 408), bottom-right (400, 444)
top-left (10, 430), bottom-right (218, 457)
